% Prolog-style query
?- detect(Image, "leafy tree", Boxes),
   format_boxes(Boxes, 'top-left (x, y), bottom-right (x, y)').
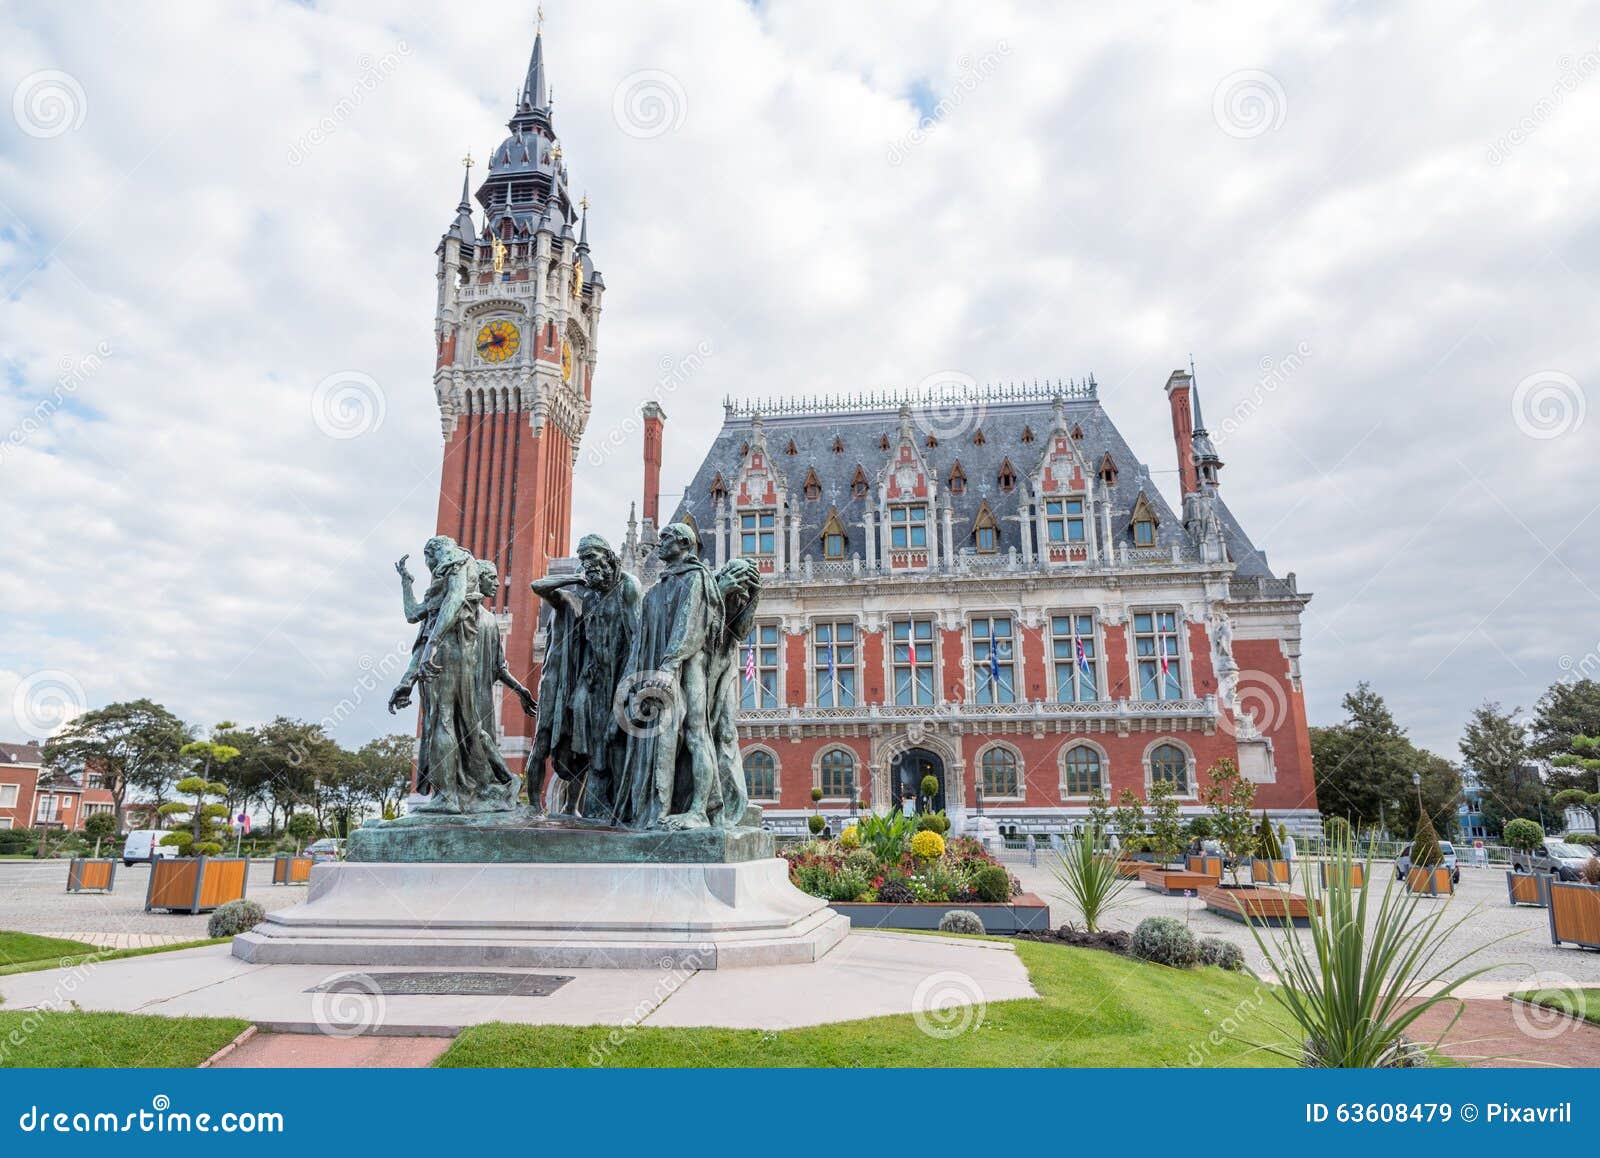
top-left (1391, 751), bottom-right (1463, 841)
top-left (209, 722), bottom-right (272, 819)
top-left (1410, 810), bottom-right (1443, 868)
top-left (353, 734), bottom-right (416, 817)
top-left (1200, 757), bottom-right (1256, 884)
top-left (1310, 684), bottom-right (1415, 831)
top-left (1146, 778), bottom-right (1184, 866)
top-left (1084, 789), bottom-right (1111, 847)
top-left (1502, 817), bottom-right (1544, 860)
top-left (1459, 701), bottom-right (1543, 836)
top-left (82, 810), bottom-right (118, 847)
top-left (1552, 785), bottom-right (1600, 834)
top-left (1531, 679), bottom-right (1600, 764)
top-left (252, 718), bottom-right (340, 833)
top-left (285, 811), bottom-right (320, 847)
top-left (42, 700), bottom-right (188, 830)
top-left (1112, 789), bottom-right (1145, 852)
top-left (158, 777), bottom-right (230, 856)
top-left (1550, 734), bottom-right (1600, 797)
top-left (1255, 811), bottom-right (1283, 860)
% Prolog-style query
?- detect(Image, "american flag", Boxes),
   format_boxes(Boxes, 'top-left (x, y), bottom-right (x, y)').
top-left (744, 642), bottom-right (757, 683)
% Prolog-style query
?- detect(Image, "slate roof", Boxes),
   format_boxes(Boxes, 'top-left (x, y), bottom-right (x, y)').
top-left (668, 385), bottom-right (1293, 599)
top-left (0, 741), bottom-right (43, 766)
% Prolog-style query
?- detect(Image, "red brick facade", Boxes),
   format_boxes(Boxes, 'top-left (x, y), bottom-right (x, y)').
top-left (0, 742), bottom-right (116, 832)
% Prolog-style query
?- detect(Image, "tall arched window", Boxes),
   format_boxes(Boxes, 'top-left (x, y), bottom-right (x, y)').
top-left (980, 747), bottom-right (1020, 797)
top-left (744, 749), bottom-right (776, 800)
top-left (1149, 743), bottom-right (1189, 794)
top-left (819, 748), bottom-right (855, 799)
top-left (1061, 746), bottom-right (1103, 797)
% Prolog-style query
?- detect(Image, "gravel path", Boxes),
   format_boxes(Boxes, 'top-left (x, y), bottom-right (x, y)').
top-left (0, 860), bottom-right (307, 938)
top-left (1000, 854), bottom-right (1600, 991)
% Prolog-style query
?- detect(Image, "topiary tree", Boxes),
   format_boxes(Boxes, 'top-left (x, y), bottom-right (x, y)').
top-left (1255, 810), bottom-right (1283, 860)
top-left (920, 774), bottom-right (940, 811)
top-left (1410, 810), bottom-right (1443, 869)
top-left (1552, 788), bottom-right (1600, 836)
top-left (1201, 758), bottom-right (1256, 884)
top-left (807, 814), bottom-right (825, 836)
top-left (1186, 815), bottom-right (1214, 840)
top-left (158, 777), bottom-right (231, 856)
top-left (1502, 818), bottom-right (1544, 869)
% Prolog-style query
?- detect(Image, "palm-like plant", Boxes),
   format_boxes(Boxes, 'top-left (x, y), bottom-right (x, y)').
top-left (1048, 826), bottom-right (1135, 933)
top-left (1240, 835), bottom-right (1503, 1067)
top-left (855, 810), bottom-right (915, 863)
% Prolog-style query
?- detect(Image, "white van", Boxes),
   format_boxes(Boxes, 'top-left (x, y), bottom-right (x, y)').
top-left (122, 829), bottom-right (177, 867)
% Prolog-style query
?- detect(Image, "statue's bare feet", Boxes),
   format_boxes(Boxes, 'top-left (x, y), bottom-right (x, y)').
top-left (662, 810), bottom-right (710, 831)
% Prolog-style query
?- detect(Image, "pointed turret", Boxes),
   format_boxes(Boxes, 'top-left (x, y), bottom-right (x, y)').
top-left (522, 31), bottom-right (548, 113)
top-left (1190, 380), bottom-right (1223, 487)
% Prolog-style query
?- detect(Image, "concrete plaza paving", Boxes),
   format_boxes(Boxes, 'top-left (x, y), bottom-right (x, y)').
top-left (0, 930), bottom-right (1035, 1036)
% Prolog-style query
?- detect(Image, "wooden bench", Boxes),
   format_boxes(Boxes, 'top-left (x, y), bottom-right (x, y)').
top-left (1201, 884), bottom-right (1318, 927)
top-left (1141, 867), bottom-right (1219, 895)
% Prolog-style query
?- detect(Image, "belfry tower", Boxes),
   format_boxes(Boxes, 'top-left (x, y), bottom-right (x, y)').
top-left (431, 25), bottom-right (603, 771)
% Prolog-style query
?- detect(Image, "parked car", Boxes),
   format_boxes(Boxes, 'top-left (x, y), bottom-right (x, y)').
top-left (304, 838), bottom-right (346, 861)
top-left (1511, 840), bottom-right (1593, 880)
top-left (1395, 840), bottom-right (1460, 884)
top-left (122, 829), bottom-right (178, 867)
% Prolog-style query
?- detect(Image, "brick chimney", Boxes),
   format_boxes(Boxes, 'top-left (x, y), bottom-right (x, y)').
top-left (1164, 370), bottom-right (1198, 496)
top-left (641, 401), bottom-right (666, 526)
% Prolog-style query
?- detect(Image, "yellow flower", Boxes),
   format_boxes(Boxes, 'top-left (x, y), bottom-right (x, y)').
top-left (839, 825), bottom-right (861, 851)
top-left (910, 829), bottom-right (946, 860)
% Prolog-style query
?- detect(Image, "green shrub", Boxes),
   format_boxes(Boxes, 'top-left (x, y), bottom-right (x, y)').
top-left (827, 867), bottom-right (871, 902)
top-left (1198, 937), bottom-right (1244, 971)
top-left (973, 864), bottom-right (1011, 903)
top-left (920, 774), bottom-right (940, 800)
top-left (1130, 916), bottom-right (1198, 968)
top-left (1410, 812), bottom-right (1443, 868)
top-left (1323, 816), bottom-right (1352, 843)
top-left (916, 811), bottom-right (950, 835)
top-left (938, 909), bottom-right (985, 935)
top-left (842, 848), bottom-right (878, 876)
top-left (207, 899), bottom-right (266, 938)
top-left (1255, 811), bottom-right (1283, 860)
top-left (1047, 826), bottom-right (1135, 933)
top-left (0, 827), bottom-right (40, 856)
top-left (1185, 816), bottom-right (1214, 839)
top-left (807, 814), bottom-right (826, 835)
top-left (1566, 833), bottom-right (1600, 847)
top-left (855, 810), bottom-right (915, 862)
top-left (876, 878), bottom-right (915, 905)
top-left (1502, 818), bottom-right (1544, 854)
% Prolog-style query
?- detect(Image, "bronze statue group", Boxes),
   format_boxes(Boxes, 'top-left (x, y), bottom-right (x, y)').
top-left (389, 524), bottom-right (761, 831)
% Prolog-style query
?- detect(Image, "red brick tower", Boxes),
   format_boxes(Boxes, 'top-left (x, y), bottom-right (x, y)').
top-left (430, 28), bottom-right (603, 774)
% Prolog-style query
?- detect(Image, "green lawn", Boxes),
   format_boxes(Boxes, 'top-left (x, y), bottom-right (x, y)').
top-left (0, 938), bottom-right (228, 979)
top-left (0, 931), bottom-right (100, 967)
top-left (436, 938), bottom-right (1295, 1068)
top-left (0, 1012), bottom-right (249, 1068)
top-left (1511, 987), bottom-right (1600, 1026)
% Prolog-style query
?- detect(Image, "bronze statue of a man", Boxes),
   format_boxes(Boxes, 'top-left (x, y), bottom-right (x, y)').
top-left (706, 558), bottom-right (762, 828)
top-left (528, 534), bottom-right (641, 819)
top-left (614, 523), bottom-right (722, 829)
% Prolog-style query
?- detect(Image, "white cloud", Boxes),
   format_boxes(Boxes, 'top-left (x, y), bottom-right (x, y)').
top-left (0, 0), bottom-right (1595, 758)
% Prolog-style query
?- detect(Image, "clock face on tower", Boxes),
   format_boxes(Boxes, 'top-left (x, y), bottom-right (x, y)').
top-left (475, 319), bottom-right (520, 363)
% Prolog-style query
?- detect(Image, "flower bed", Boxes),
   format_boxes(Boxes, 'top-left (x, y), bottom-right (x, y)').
top-left (782, 831), bottom-right (1021, 907)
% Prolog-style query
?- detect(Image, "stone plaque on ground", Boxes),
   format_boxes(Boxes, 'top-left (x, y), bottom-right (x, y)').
top-left (306, 972), bottom-right (574, 997)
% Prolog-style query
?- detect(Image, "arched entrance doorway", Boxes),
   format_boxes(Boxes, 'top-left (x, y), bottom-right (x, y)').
top-left (891, 748), bottom-right (945, 814)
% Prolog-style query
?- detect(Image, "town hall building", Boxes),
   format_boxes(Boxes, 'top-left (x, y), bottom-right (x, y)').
top-left (427, 28), bottom-right (1320, 834)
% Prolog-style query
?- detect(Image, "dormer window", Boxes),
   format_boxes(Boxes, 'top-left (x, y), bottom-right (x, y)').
top-left (709, 473), bottom-right (728, 504)
top-left (740, 511), bottom-right (776, 555)
top-left (997, 458), bottom-right (1017, 493)
top-left (802, 468), bottom-right (821, 501)
top-left (851, 466), bottom-right (869, 499)
top-left (785, 439), bottom-right (798, 456)
top-left (973, 428), bottom-right (987, 446)
top-left (1099, 452), bottom-right (1118, 488)
top-left (1071, 424), bottom-right (1083, 440)
top-left (888, 505), bottom-right (927, 549)
top-left (1134, 518), bottom-right (1156, 546)
top-left (1021, 425), bottom-right (1035, 444)
top-left (739, 441), bottom-right (749, 458)
top-left (832, 435), bottom-right (844, 454)
top-left (821, 509), bottom-right (847, 559)
top-left (948, 461), bottom-right (967, 495)
top-left (925, 434), bottom-right (938, 448)
top-left (878, 434), bottom-right (890, 451)
top-left (974, 502), bottom-right (999, 553)
top-left (1045, 497), bottom-right (1086, 543)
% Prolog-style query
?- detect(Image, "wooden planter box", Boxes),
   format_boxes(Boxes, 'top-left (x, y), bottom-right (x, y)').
top-left (1406, 866), bottom-right (1453, 896)
top-left (272, 854), bottom-right (315, 884)
top-left (829, 892), bottom-right (1051, 934)
top-left (1103, 858), bottom-right (1146, 880)
top-left (1185, 855), bottom-right (1224, 878)
top-left (1319, 862), bottom-right (1366, 889)
top-left (1250, 859), bottom-right (1292, 885)
top-left (144, 856), bottom-right (249, 913)
top-left (1201, 884), bottom-right (1318, 928)
top-left (66, 858), bottom-right (117, 893)
top-left (1142, 866), bottom-right (1218, 895)
top-left (1507, 871), bottom-right (1551, 908)
top-left (1548, 881), bottom-right (1600, 948)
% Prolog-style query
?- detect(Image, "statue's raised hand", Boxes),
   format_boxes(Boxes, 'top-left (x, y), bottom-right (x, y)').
top-left (395, 554), bottom-right (414, 582)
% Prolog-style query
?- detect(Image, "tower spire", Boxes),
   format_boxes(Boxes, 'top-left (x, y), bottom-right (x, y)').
top-left (520, 26), bottom-right (548, 112)
top-left (577, 193), bottom-right (590, 250)
top-left (458, 150), bottom-right (474, 211)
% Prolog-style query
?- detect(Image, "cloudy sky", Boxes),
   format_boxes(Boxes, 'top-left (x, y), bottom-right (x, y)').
top-left (1, 0), bottom-right (1594, 759)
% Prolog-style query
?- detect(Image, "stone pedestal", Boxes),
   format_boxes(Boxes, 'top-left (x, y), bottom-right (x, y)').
top-left (232, 857), bottom-right (849, 970)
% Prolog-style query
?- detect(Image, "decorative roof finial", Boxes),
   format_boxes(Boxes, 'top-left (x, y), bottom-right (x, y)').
top-left (536, 2), bottom-right (544, 31)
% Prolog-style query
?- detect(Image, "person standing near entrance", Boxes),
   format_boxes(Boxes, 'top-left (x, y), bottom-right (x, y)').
top-left (901, 793), bottom-right (915, 818)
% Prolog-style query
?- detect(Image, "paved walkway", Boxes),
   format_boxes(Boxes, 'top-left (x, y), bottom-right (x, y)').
top-left (0, 932), bottom-right (1034, 1036)
top-left (1419, 997), bottom-right (1600, 1067)
top-left (56, 932), bottom-right (199, 951)
top-left (211, 1032), bottom-right (450, 1068)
